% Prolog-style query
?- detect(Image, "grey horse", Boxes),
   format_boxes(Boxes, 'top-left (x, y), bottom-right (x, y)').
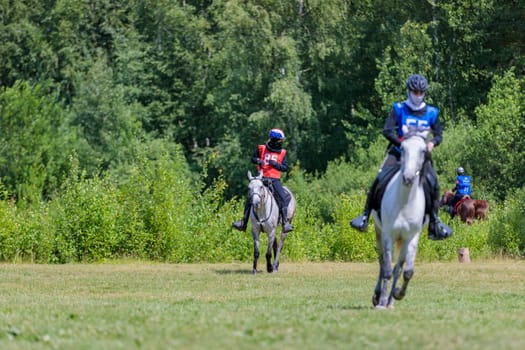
top-left (372, 129), bottom-right (429, 309)
top-left (247, 171), bottom-right (296, 274)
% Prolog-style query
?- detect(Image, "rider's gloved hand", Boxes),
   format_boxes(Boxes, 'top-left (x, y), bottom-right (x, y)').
top-left (268, 160), bottom-right (279, 169)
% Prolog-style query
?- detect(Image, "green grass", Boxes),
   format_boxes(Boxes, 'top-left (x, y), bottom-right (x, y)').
top-left (1, 261), bottom-right (525, 349)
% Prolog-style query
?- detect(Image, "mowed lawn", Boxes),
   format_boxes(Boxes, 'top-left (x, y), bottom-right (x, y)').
top-left (1, 261), bottom-right (524, 350)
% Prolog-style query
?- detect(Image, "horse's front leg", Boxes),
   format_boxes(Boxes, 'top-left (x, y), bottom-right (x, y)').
top-left (390, 244), bottom-right (408, 304)
top-left (394, 236), bottom-right (419, 300)
top-left (389, 262), bottom-right (403, 307)
top-left (373, 253), bottom-right (384, 307)
top-left (373, 226), bottom-right (383, 306)
top-left (272, 231), bottom-right (289, 273)
top-left (393, 269), bottom-right (413, 301)
top-left (252, 231), bottom-right (260, 275)
top-left (266, 229), bottom-right (276, 273)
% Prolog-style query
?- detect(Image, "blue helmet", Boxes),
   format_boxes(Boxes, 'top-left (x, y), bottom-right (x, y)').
top-left (406, 74), bottom-right (429, 92)
top-left (268, 128), bottom-right (285, 140)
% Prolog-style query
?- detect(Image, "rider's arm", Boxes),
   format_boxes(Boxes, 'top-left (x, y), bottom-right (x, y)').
top-left (383, 109), bottom-right (402, 147)
top-left (269, 154), bottom-right (289, 172)
top-left (453, 178), bottom-right (459, 192)
top-left (430, 117), bottom-right (443, 146)
top-left (278, 154), bottom-right (289, 172)
top-left (251, 149), bottom-right (262, 165)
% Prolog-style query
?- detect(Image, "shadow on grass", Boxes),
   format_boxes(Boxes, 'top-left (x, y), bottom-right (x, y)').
top-left (213, 269), bottom-right (254, 275)
top-left (330, 304), bottom-right (373, 310)
top-left (336, 305), bottom-right (374, 311)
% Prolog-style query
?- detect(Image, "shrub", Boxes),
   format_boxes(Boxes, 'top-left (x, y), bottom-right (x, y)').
top-left (487, 187), bottom-right (525, 257)
top-left (51, 170), bottom-right (121, 263)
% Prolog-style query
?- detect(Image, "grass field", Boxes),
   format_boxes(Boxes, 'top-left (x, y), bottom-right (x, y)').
top-left (1, 261), bottom-right (524, 349)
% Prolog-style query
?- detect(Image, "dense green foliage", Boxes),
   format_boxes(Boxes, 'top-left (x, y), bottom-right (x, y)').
top-left (0, 1), bottom-right (524, 261)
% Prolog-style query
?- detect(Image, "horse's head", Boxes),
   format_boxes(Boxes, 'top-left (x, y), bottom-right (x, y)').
top-left (400, 128), bottom-right (429, 186)
top-left (247, 170), bottom-right (265, 209)
top-left (440, 190), bottom-right (454, 207)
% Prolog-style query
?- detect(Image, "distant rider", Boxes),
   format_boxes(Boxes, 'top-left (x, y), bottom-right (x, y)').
top-left (232, 128), bottom-right (293, 233)
top-left (448, 166), bottom-right (472, 216)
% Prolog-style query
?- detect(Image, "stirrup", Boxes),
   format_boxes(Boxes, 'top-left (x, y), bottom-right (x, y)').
top-left (428, 221), bottom-right (452, 240)
top-left (350, 214), bottom-right (369, 232)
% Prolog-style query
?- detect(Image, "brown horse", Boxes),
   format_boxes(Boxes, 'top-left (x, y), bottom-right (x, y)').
top-left (440, 190), bottom-right (489, 225)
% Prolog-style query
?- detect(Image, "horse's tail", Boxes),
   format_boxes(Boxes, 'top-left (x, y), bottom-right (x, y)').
top-left (284, 187), bottom-right (296, 221)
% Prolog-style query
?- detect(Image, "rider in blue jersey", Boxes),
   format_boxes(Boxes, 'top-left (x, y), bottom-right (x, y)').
top-left (350, 74), bottom-right (452, 240)
top-left (449, 166), bottom-right (472, 216)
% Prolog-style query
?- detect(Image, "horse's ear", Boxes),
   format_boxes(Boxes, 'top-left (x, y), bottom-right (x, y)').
top-left (257, 171), bottom-right (263, 180)
top-left (419, 129), bottom-right (430, 140)
top-left (247, 170), bottom-right (253, 180)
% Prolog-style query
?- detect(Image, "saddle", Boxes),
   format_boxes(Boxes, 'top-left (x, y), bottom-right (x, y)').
top-left (452, 195), bottom-right (472, 215)
top-left (370, 164), bottom-right (401, 217)
top-left (371, 160), bottom-right (431, 219)
top-left (262, 178), bottom-right (291, 209)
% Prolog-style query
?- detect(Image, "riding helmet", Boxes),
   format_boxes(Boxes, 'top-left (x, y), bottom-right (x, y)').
top-left (268, 128), bottom-right (285, 140)
top-left (457, 166), bottom-right (465, 176)
top-left (406, 74), bottom-right (429, 92)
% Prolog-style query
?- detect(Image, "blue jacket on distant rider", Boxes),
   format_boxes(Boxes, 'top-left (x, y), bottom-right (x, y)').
top-left (449, 167), bottom-right (471, 211)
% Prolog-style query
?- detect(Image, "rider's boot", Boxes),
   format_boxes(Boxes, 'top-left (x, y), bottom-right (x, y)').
top-left (281, 207), bottom-right (293, 233)
top-left (428, 189), bottom-right (453, 241)
top-left (350, 179), bottom-right (377, 232)
top-left (232, 200), bottom-right (251, 232)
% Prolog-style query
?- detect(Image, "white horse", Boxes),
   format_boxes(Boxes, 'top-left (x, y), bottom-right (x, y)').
top-left (371, 129), bottom-right (430, 309)
top-left (247, 171), bottom-right (296, 274)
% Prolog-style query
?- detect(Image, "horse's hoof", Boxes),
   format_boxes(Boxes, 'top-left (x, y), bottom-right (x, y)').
top-left (375, 305), bottom-right (387, 310)
top-left (372, 294), bottom-right (379, 307)
top-left (253, 269), bottom-right (257, 275)
top-left (393, 288), bottom-right (405, 300)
